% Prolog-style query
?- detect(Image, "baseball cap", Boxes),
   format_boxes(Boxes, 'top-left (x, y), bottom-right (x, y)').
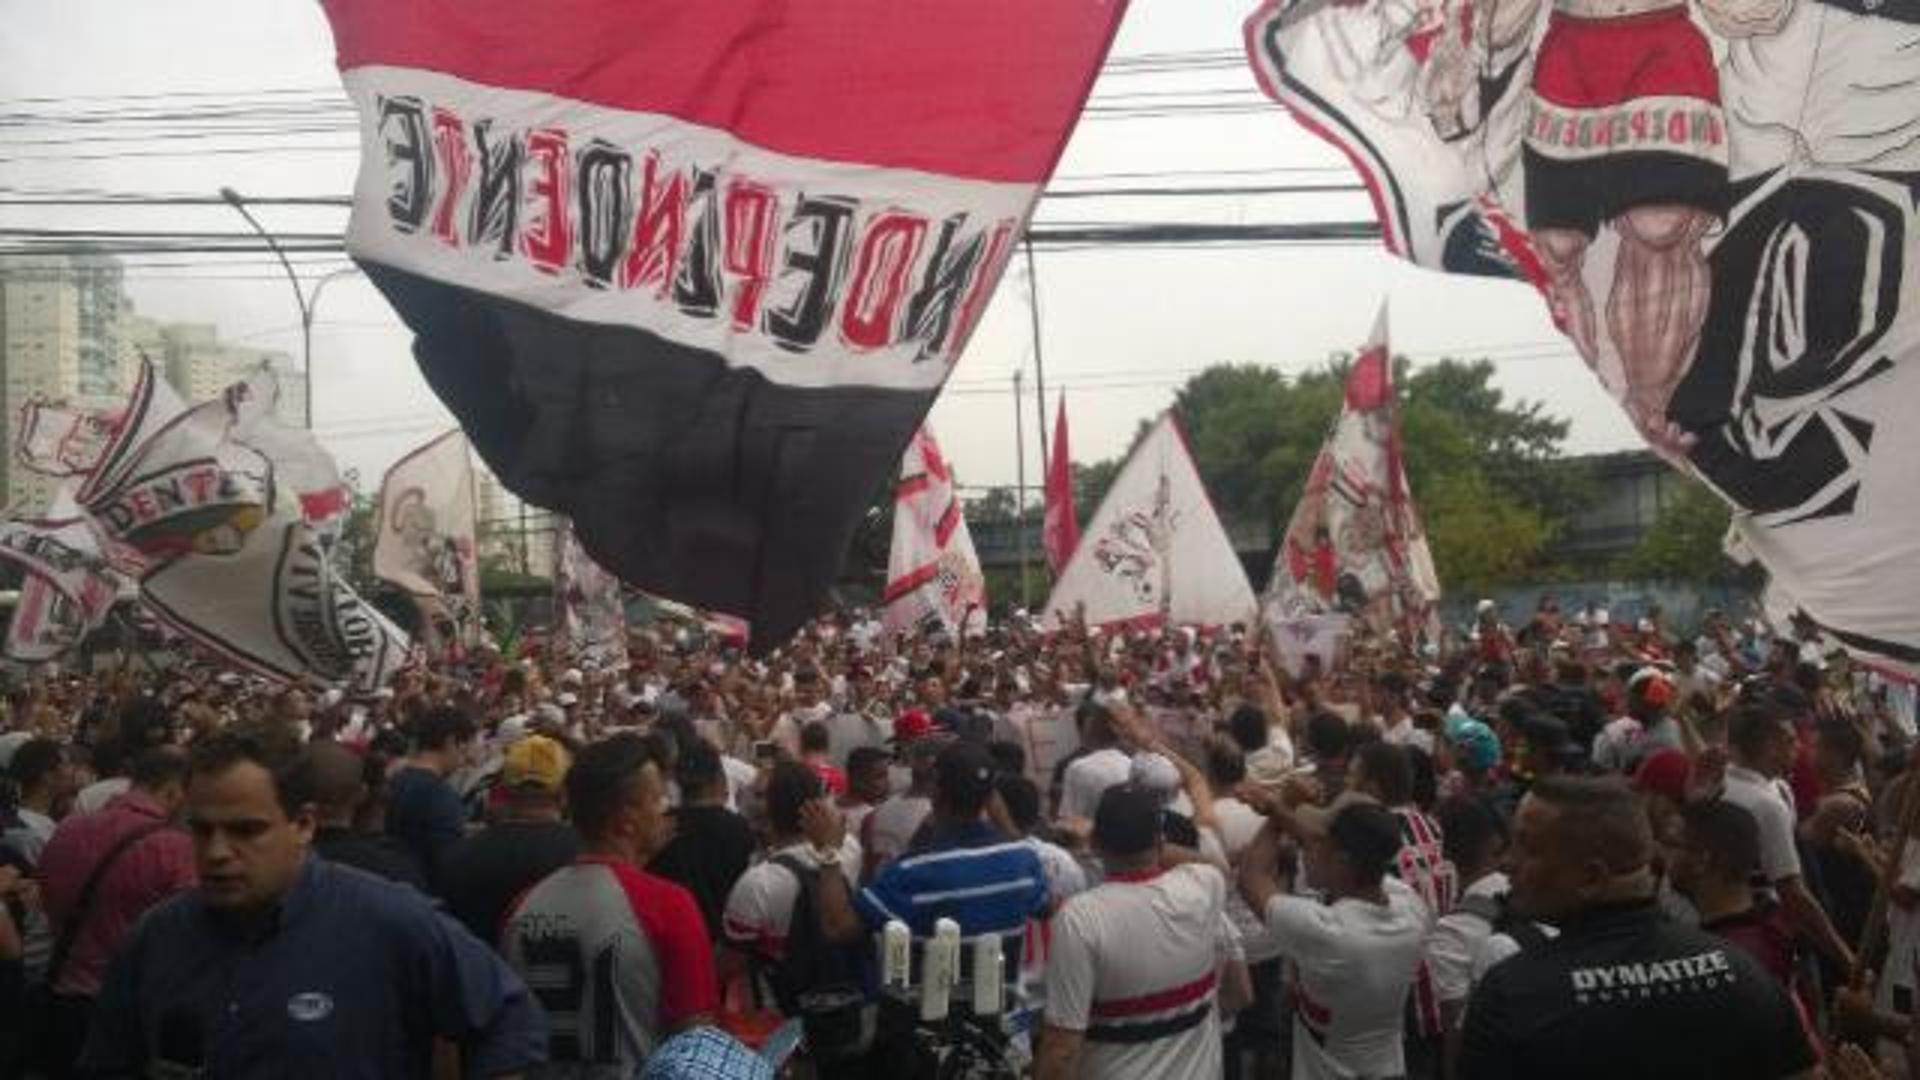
top-left (1092, 783), bottom-right (1165, 857)
top-left (1128, 752), bottom-right (1182, 798)
top-left (1518, 713), bottom-right (1579, 757)
top-left (892, 708), bottom-right (936, 744)
top-left (502, 734), bottom-right (571, 791)
top-left (1628, 667), bottom-right (1674, 708)
top-left (1447, 717), bottom-right (1502, 773)
top-left (1633, 748), bottom-right (1692, 804)
top-left (934, 739), bottom-right (996, 808)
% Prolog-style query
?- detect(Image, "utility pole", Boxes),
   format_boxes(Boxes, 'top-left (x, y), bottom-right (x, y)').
top-left (218, 187), bottom-right (358, 430)
top-left (1025, 238), bottom-right (1050, 469)
top-left (1013, 369), bottom-right (1030, 611)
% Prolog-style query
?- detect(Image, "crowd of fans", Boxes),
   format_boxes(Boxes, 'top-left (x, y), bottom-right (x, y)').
top-left (0, 595), bottom-right (1916, 1078)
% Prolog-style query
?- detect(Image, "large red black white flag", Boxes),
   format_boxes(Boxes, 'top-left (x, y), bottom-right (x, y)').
top-left (883, 426), bottom-right (987, 639)
top-left (0, 489), bottom-right (124, 662)
top-left (1264, 306), bottom-right (1441, 646)
top-left (374, 429), bottom-right (481, 649)
top-left (319, 0), bottom-right (1129, 650)
top-left (1247, 0), bottom-right (1920, 671)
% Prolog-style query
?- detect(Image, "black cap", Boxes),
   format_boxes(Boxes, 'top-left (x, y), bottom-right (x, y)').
top-left (935, 739), bottom-right (997, 813)
top-left (1519, 713), bottom-right (1577, 755)
top-left (1093, 783), bottom-right (1164, 858)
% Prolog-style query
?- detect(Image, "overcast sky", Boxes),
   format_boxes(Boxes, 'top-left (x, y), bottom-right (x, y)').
top-left (0, 0), bottom-right (1641, 498)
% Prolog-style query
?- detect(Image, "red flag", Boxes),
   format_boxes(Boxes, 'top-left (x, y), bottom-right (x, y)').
top-left (1042, 392), bottom-right (1079, 573)
top-left (319, 0), bottom-right (1129, 651)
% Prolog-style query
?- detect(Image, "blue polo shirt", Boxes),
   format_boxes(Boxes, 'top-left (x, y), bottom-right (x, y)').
top-left (855, 819), bottom-right (1048, 987)
top-left (80, 856), bottom-right (545, 1078)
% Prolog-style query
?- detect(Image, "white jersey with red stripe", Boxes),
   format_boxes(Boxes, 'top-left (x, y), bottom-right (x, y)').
top-left (1265, 876), bottom-right (1428, 1080)
top-left (1045, 863), bottom-right (1242, 1080)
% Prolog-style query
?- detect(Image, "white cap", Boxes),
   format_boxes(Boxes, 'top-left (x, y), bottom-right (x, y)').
top-left (1129, 752), bottom-right (1181, 797)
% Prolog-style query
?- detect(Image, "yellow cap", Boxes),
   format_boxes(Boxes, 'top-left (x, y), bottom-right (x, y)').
top-left (501, 734), bottom-right (570, 791)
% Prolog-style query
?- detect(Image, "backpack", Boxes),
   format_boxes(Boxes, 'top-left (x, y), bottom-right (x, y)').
top-left (759, 854), bottom-right (868, 1017)
top-left (1454, 891), bottom-right (1552, 954)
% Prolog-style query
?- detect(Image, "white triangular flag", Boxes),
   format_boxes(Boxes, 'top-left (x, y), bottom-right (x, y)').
top-left (1044, 412), bottom-right (1255, 628)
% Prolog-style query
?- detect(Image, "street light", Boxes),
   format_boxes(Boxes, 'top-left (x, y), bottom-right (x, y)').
top-left (219, 187), bottom-right (358, 429)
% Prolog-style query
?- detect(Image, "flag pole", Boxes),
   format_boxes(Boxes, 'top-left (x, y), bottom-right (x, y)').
top-left (1025, 238), bottom-right (1050, 469)
top-left (1014, 369), bottom-right (1031, 611)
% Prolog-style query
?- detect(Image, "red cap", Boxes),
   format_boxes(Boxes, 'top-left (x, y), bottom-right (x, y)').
top-left (1633, 748), bottom-right (1692, 804)
top-left (893, 708), bottom-right (935, 743)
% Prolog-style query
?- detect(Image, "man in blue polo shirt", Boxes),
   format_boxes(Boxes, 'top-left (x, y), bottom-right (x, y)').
top-left (803, 739), bottom-right (1048, 996)
top-left (79, 724), bottom-right (543, 1078)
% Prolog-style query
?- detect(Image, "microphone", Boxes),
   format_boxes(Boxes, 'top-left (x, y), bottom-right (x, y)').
top-left (152, 1006), bottom-right (205, 1079)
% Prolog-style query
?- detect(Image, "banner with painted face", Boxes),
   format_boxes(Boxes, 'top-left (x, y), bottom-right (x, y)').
top-left (1247, 0), bottom-right (1920, 673)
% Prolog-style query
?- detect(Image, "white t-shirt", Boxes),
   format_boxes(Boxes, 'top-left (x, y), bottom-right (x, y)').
top-left (770, 704), bottom-right (833, 756)
top-left (863, 793), bottom-right (932, 869)
top-left (720, 755), bottom-right (757, 813)
top-left (1265, 876), bottom-right (1428, 1080)
top-left (73, 777), bottom-right (132, 817)
top-left (4, 808), bottom-right (55, 864)
top-left (1047, 864), bottom-right (1242, 1080)
top-left (1211, 797), bottom-right (1266, 860)
top-left (1059, 748), bottom-right (1133, 822)
top-left (1722, 764), bottom-right (1802, 882)
top-left (1425, 871), bottom-right (1509, 1005)
top-left (722, 837), bottom-right (863, 959)
top-left (1878, 838), bottom-right (1920, 1020)
top-left (1591, 716), bottom-right (1647, 774)
top-left (1381, 716), bottom-right (1435, 755)
top-left (1025, 835), bottom-right (1089, 905)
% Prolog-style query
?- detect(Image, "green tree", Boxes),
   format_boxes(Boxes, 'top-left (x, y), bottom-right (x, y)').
top-left (1421, 470), bottom-right (1554, 587)
top-left (1622, 479), bottom-right (1738, 582)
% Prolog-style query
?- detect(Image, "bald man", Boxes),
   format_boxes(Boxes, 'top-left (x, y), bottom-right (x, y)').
top-left (1458, 776), bottom-right (1815, 1079)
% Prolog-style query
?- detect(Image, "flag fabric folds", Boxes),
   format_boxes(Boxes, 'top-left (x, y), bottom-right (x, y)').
top-left (0, 491), bottom-right (124, 662)
top-left (1043, 393), bottom-right (1080, 574)
top-left (1264, 307), bottom-right (1442, 646)
top-left (374, 429), bottom-right (481, 648)
top-left (1245, 0), bottom-right (1920, 673)
top-left (319, 0), bottom-right (1129, 650)
top-left (554, 520), bottom-right (630, 670)
top-left (11, 356), bottom-right (409, 690)
top-left (1045, 413), bottom-right (1256, 630)
top-left (883, 427), bottom-right (987, 639)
